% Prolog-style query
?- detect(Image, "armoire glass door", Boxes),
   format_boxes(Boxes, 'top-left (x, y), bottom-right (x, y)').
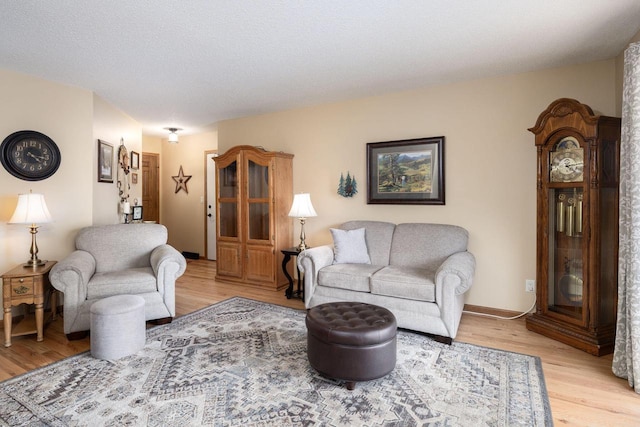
top-left (218, 160), bottom-right (238, 238)
top-left (247, 159), bottom-right (269, 241)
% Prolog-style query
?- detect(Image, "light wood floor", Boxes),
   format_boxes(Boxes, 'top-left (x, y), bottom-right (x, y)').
top-left (1, 259), bottom-right (638, 426)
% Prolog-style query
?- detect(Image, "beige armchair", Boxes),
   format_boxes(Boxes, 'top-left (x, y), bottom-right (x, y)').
top-left (50, 223), bottom-right (186, 339)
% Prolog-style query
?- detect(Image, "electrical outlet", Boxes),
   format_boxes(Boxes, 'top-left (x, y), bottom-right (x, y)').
top-left (525, 279), bottom-right (536, 293)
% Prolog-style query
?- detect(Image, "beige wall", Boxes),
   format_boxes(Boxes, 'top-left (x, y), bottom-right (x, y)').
top-left (159, 131), bottom-right (218, 255)
top-left (0, 69), bottom-right (93, 276)
top-left (92, 94), bottom-right (142, 225)
top-left (217, 59), bottom-right (618, 312)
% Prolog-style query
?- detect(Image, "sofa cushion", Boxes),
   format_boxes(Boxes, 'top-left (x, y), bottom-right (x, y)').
top-left (318, 264), bottom-right (383, 292)
top-left (389, 223), bottom-right (469, 271)
top-left (331, 228), bottom-right (371, 264)
top-left (342, 221), bottom-right (395, 266)
top-left (370, 266), bottom-right (436, 302)
top-left (87, 267), bottom-right (157, 299)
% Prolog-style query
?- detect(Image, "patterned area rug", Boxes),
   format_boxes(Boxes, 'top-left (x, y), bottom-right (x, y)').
top-left (0, 297), bottom-right (552, 426)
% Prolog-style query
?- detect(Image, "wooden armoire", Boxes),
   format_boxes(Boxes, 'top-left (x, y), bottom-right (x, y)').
top-left (214, 145), bottom-right (293, 290)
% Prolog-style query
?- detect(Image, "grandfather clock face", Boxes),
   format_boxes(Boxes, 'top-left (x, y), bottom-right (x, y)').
top-left (549, 136), bottom-right (584, 183)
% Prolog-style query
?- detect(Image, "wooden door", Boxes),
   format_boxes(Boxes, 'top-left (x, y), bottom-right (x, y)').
top-left (142, 152), bottom-right (160, 223)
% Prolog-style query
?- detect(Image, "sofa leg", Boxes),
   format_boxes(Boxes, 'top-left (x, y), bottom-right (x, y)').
top-left (66, 331), bottom-right (89, 341)
top-left (148, 317), bottom-right (173, 325)
top-left (431, 334), bottom-right (453, 345)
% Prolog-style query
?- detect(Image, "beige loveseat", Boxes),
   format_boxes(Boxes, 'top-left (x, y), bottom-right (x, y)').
top-left (297, 221), bottom-right (475, 342)
top-left (50, 223), bottom-right (186, 338)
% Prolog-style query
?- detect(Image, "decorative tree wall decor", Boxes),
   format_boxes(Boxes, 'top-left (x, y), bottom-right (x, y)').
top-left (337, 171), bottom-right (358, 197)
top-left (172, 165), bottom-right (192, 194)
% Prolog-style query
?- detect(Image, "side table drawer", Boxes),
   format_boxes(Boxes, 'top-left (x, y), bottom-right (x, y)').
top-left (10, 277), bottom-right (35, 297)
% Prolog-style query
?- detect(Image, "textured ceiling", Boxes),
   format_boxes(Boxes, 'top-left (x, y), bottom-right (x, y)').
top-left (1, 1), bottom-right (640, 136)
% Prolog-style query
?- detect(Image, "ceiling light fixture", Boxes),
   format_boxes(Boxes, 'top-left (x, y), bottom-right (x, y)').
top-left (164, 127), bottom-right (182, 144)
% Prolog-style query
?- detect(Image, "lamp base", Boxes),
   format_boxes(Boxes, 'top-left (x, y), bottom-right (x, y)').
top-left (23, 259), bottom-right (47, 268)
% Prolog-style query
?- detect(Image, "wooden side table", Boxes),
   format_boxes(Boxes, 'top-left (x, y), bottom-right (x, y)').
top-left (2, 261), bottom-right (57, 347)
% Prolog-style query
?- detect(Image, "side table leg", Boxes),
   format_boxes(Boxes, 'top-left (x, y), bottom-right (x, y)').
top-left (35, 302), bottom-right (44, 342)
top-left (282, 253), bottom-right (294, 299)
top-left (4, 308), bottom-right (12, 347)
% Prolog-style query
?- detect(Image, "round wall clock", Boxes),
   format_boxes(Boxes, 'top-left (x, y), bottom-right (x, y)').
top-left (0, 130), bottom-right (61, 181)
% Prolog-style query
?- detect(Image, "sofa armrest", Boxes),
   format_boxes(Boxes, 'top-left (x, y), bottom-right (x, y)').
top-left (435, 251), bottom-right (476, 296)
top-left (434, 251), bottom-right (475, 338)
top-left (297, 245), bottom-right (334, 307)
top-left (49, 250), bottom-right (96, 303)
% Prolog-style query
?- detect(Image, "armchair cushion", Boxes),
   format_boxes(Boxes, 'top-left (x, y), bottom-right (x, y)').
top-left (87, 267), bottom-right (157, 299)
top-left (75, 224), bottom-right (169, 273)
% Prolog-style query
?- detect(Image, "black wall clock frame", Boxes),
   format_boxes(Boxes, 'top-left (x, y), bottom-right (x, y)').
top-left (0, 130), bottom-right (61, 181)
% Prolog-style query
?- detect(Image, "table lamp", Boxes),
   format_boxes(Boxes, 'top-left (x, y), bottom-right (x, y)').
top-left (288, 193), bottom-right (317, 250)
top-left (9, 191), bottom-right (52, 267)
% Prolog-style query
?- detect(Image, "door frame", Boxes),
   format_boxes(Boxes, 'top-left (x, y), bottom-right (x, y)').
top-left (204, 149), bottom-right (218, 260)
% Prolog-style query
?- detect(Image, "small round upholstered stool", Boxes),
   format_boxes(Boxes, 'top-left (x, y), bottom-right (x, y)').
top-left (90, 295), bottom-right (146, 360)
top-left (305, 301), bottom-right (397, 390)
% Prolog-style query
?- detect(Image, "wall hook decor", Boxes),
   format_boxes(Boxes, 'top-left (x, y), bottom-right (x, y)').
top-left (337, 171), bottom-right (358, 197)
top-left (172, 165), bottom-right (192, 194)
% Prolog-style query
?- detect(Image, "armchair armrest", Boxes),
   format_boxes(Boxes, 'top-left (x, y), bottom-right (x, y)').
top-left (150, 244), bottom-right (187, 290)
top-left (49, 250), bottom-right (96, 303)
top-left (297, 245), bottom-right (334, 307)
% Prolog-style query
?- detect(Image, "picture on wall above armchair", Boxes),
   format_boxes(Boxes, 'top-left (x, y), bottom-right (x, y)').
top-left (366, 136), bottom-right (444, 205)
top-left (98, 139), bottom-right (114, 183)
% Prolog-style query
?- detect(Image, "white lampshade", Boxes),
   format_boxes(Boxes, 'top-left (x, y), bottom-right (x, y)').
top-left (9, 192), bottom-right (52, 225)
top-left (288, 193), bottom-right (317, 218)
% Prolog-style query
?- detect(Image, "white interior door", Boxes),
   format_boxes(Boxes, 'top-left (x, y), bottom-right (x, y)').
top-left (206, 152), bottom-right (217, 260)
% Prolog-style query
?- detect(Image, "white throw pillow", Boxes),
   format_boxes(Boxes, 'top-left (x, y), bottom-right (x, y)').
top-left (330, 228), bottom-right (371, 264)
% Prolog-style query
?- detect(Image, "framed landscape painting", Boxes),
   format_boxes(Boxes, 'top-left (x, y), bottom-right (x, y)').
top-left (367, 136), bottom-right (444, 205)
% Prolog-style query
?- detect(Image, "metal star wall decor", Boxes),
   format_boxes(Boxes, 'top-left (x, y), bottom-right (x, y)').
top-left (172, 165), bottom-right (192, 194)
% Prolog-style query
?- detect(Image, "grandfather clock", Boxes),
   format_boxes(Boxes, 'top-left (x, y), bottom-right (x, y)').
top-left (526, 98), bottom-right (620, 356)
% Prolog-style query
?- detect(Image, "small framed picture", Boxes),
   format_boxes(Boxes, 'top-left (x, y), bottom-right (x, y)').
top-left (98, 139), bottom-right (114, 183)
top-left (130, 151), bottom-right (140, 170)
top-left (131, 172), bottom-right (138, 184)
top-left (132, 205), bottom-right (143, 221)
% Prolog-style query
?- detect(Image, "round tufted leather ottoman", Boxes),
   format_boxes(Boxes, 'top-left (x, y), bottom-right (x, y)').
top-left (306, 302), bottom-right (397, 390)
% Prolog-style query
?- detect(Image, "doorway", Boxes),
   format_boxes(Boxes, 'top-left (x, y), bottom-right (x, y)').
top-left (205, 151), bottom-right (218, 260)
top-left (142, 152), bottom-right (160, 223)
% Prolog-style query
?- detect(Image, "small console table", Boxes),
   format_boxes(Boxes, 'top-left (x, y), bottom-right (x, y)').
top-left (282, 247), bottom-right (304, 300)
top-left (2, 261), bottom-right (57, 347)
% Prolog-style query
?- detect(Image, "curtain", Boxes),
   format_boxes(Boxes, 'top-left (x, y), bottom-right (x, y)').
top-left (613, 41), bottom-right (640, 393)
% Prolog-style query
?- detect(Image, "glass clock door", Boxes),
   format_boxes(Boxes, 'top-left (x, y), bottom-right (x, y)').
top-left (548, 187), bottom-right (584, 319)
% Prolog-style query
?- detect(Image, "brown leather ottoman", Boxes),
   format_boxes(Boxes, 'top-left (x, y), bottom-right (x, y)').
top-left (305, 301), bottom-right (397, 390)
